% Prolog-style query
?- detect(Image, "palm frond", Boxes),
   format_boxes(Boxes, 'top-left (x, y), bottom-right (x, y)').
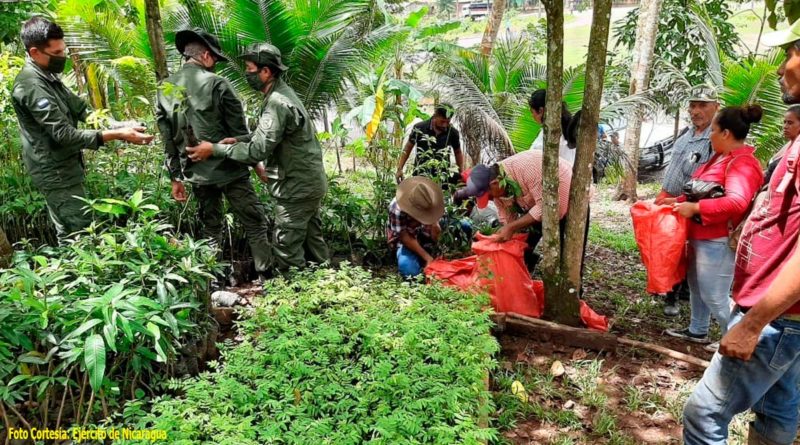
top-left (690, 2), bottom-right (723, 88)
top-left (721, 51), bottom-right (785, 160)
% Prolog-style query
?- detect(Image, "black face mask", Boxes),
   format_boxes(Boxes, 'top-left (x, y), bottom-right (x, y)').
top-left (43, 51), bottom-right (67, 74)
top-left (246, 71), bottom-right (267, 92)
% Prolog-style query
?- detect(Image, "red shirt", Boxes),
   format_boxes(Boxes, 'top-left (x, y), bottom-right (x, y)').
top-left (680, 146), bottom-right (763, 240)
top-left (733, 139), bottom-right (800, 312)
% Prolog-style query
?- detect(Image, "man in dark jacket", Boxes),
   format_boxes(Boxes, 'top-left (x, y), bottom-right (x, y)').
top-left (156, 29), bottom-right (272, 275)
top-left (12, 17), bottom-right (153, 243)
top-left (187, 43), bottom-right (328, 274)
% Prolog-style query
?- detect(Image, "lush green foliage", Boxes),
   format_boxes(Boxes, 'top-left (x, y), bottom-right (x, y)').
top-left (0, 193), bottom-right (222, 428)
top-left (116, 266), bottom-right (499, 444)
top-left (614, 0), bottom-right (739, 88)
top-left (721, 51), bottom-right (787, 160)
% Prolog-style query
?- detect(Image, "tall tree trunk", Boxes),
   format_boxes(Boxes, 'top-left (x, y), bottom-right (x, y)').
top-left (144, 0), bottom-right (169, 81)
top-left (754, 0), bottom-right (767, 55)
top-left (540, 0), bottom-right (569, 323)
top-left (394, 51), bottom-right (405, 147)
top-left (480, 0), bottom-right (507, 55)
top-left (615, 0), bottom-right (662, 202)
top-left (559, 0), bottom-right (612, 319)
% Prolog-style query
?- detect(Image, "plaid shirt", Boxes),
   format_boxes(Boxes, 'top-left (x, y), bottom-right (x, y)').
top-left (661, 125), bottom-right (713, 196)
top-left (387, 198), bottom-right (433, 249)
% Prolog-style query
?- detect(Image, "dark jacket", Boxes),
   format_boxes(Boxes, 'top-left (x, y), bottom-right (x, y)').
top-left (156, 63), bottom-right (250, 185)
top-left (211, 79), bottom-right (326, 200)
top-left (12, 59), bottom-right (101, 190)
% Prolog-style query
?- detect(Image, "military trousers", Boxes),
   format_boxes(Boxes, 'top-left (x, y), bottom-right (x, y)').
top-left (193, 176), bottom-right (272, 273)
top-left (42, 182), bottom-right (91, 244)
top-left (273, 196), bottom-right (329, 272)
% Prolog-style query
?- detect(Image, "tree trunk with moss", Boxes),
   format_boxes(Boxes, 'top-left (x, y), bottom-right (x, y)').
top-left (540, 0), bottom-right (573, 324)
top-left (616, 0), bottom-right (663, 202)
top-left (559, 0), bottom-right (612, 316)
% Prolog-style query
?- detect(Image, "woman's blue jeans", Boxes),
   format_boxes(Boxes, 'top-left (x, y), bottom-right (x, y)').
top-left (687, 237), bottom-right (735, 337)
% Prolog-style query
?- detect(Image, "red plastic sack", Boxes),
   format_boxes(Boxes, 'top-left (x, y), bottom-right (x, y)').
top-left (427, 234), bottom-right (608, 332)
top-left (472, 234), bottom-right (544, 317)
top-left (580, 300), bottom-right (609, 331)
top-left (630, 200), bottom-right (688, 294)
top-left (426, 234), bottom-right (543, 317)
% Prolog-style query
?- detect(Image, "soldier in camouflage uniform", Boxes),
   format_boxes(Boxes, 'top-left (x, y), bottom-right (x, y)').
top-left (187, 43), bottom-right (328, 274)
top-left (12, 17), bottom-right (154, 244)
top-left (156, 29), bottom-right (272, 275)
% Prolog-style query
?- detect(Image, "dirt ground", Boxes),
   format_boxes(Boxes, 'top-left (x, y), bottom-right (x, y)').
top-left (492, 183), bottom-right (762, 445)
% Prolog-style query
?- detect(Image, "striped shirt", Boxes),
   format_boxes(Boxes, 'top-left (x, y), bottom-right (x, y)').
top-left (495, 150), bottom-right (572, 224)
top-left (661, 125), bottom-right (713, 196)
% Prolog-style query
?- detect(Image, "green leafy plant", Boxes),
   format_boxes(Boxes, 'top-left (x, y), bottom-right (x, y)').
top-left (118, 265), bottom-right (500, 444)
top-left (0, 191), bottom-right (222, 430)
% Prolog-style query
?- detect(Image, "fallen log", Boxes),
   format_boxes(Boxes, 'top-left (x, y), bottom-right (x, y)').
top-left (491, 312), bottom-right (710, 368)
top-left (617, 337), bottom-right (710, 368)
top-left (501, 312), bottom-right (618, 352)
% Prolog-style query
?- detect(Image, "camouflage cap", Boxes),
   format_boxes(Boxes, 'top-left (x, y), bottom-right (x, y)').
top-left (175, 28), bottom-right (229, 62)
top-left (240, 43), bottom-right (289, 71)
top-left (688, 84), bottom-right (719, 103)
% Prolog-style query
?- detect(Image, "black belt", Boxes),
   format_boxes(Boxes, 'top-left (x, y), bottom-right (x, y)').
top-left (738, 305), bottom-right (751, 314)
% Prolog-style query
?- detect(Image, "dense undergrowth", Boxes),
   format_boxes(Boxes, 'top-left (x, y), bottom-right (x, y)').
top-left (112, 266), bottom-right (499, 444)
top-left (0, 194), bottom-right (222, 432)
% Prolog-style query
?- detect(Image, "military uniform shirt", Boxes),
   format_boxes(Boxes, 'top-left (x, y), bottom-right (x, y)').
top-left (156, 63), bottom-right (250, 186)
top-left (12, 59), bottom-right (101, 190)
top-left (211, 79), bottom-right (326, 201)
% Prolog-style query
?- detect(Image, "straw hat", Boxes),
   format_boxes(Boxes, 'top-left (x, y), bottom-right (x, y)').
top-left (396, 177), bottom-right (445, 225)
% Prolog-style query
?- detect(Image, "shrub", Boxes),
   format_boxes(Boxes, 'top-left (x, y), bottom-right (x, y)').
top-left (0, 192), bottom-right (222, 430)
top-left (118, 266), bottom-right (499, 444)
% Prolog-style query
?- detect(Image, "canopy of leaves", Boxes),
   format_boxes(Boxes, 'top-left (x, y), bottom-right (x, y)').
top-left (765, 0), bottom-right (800, 28)
top-left (166, 0), bottom-right (400, 118)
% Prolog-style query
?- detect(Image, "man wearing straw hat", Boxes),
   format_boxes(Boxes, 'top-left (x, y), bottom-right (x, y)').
top-left (388, 176), bottom-right (446, 278)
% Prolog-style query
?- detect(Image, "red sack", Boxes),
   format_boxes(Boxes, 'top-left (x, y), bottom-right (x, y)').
top-left (426, 234), bottom-right (608, 331)
top-left (471, 234), bottom-right (543, 317)
top-left (424, 256), bottom-right (478, 291)
top-left (630, 200), bottom-right (688, 294)
top-left (427, 233), bottom-right (543, 318)
top-left (580, 300), bottom-right (609, 331)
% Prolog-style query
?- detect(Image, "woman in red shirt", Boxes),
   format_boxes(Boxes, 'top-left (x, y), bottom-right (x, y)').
top-left (664, 105), bottom-right (765, 351)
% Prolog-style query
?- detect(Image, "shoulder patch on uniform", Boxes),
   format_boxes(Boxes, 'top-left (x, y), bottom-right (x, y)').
top-left (35, 98), bottom-right (50, 110)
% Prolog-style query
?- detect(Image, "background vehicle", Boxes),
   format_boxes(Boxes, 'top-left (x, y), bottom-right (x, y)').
top-left (464, 2), bottom-right (492, 20)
